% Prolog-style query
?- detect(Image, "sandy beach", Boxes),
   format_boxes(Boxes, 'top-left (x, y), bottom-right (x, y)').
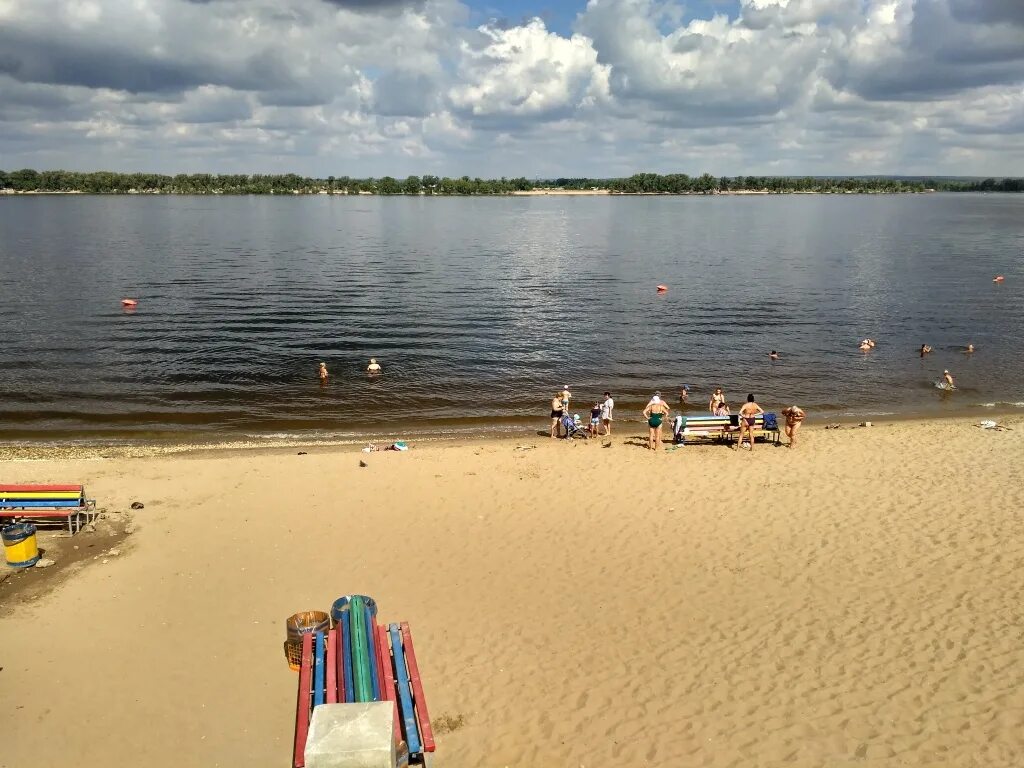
top-left (2, 416), bottom-right (1023, 767)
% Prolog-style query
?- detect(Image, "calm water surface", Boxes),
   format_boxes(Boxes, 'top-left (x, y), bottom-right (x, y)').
top-left (1, 194), bottom-right (1022, 442)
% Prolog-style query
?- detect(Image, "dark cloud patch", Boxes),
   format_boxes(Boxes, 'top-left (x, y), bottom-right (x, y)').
top-left (0, 28), bottom-right (304, 96)
top-left (949, 0), bottom-right (1024, 26)
top-left (373, 70), bottom-right (438, 116)
top-left (322, 0), bottom-right (424, 11)
top-left (0, 30), bottom-right (206, 93)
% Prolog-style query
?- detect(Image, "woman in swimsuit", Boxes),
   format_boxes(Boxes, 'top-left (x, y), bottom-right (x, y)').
top-left (782, 405), bottom-right (805, 448)
top-left (642, 393), bottom-right (672, 451)
top-left (738, 394), bottom-right (765, 451)
top-left (550, 394), bottom-right (564, 438)
top-left (709, 388), bottom-right (725, 413)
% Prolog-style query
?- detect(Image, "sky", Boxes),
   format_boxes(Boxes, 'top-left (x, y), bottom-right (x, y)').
top-left (1, 0), bottom-right (1023, 177)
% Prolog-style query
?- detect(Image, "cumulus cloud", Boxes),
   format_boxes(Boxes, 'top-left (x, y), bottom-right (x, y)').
top-left (0, 0), bottom-right (1021, 176)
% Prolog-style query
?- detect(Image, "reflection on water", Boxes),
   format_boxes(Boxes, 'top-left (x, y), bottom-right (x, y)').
top-left (0, 194), bottom-right (1022, 440)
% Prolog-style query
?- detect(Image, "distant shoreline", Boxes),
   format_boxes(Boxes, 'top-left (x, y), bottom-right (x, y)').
top-left (1, 188), bottom-right (943, 197)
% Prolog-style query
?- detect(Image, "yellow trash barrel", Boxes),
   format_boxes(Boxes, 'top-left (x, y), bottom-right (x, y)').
top-left (2, 523), bottom-right (40, 568)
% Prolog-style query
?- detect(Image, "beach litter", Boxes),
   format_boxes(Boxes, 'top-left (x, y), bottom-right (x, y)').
top-left (130, 501), bottom-right (144, 509)
top-left (977, 420), bottom-right (1011, 431)
top-left (361, 441), bottom-right (409, 453)
top-left (33, 558), bottom-right (55, 568)
top-left (359, 460), bottom-right (368, 468)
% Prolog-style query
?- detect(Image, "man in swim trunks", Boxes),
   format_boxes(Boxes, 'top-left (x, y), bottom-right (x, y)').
top-left (600, 392), bottom-right (614, 435)
top-left (782, 405), bottom-right (805, 448)
top-left (738, 394), bottom-right (765, 451)
top-left (943, 370), bottom-right (955, 389)
top-left (550, 394), bottom-right (564, 438)
top-left (642, 392), bottom-right (672, 451)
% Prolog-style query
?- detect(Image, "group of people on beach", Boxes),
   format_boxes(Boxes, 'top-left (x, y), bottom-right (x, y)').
top-left (549, 386), bottom-right (806, 452)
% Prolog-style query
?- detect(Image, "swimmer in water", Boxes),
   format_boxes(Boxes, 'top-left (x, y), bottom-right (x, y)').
top-left (679, 386), bottom-right (689, 406)
top-left (859, 340), bottom-right (872, 351)
top-left (943, 369), bottom-right (955, 389)
top-left (367, 358), bottom-right (382, 374)
top-left (919, 344), bottom-right (932, 357)
top-left (769, 350), bottom-right (779, 360)
top-left (965, 344), bottom-right (975, 354)
top-left (318, 362), bottom-right (329, 381)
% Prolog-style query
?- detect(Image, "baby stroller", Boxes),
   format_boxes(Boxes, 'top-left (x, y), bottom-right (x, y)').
top-left (560, 413), bottom-right (590, 439)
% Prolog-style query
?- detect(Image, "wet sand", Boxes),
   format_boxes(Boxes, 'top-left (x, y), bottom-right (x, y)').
top-left (2, 416), bottom-right (1023, 767)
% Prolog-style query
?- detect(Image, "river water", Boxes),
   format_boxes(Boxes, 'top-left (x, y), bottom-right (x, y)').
top-left (1, 194), bottom-right (1022, 443)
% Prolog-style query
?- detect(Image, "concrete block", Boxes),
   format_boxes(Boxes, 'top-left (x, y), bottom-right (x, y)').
top-left (305, 702), bottom-right (396, 768)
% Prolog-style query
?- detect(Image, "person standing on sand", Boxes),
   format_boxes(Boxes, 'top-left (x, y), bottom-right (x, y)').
top-left (782, 405), bottom-right (805, 448)
top-left (318, 362), bottom-right (328, 381)
top-left (601, 392), bottom-right (614, 435)
top-left (550, 394), bottom-right (564, 438)
top-left (642, 393), bottom-right (672, 451)
top-left (738, 394), bottom-right (765, 451)
top-left (560, 385), bottom-right (572, 413)
top-left (709, 388), bottom-right (725, 413)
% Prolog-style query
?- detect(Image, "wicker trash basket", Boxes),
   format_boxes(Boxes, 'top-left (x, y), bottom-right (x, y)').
top-left (284, 610), bottom-right (331, 671)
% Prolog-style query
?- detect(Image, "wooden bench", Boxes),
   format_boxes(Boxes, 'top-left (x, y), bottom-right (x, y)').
top-left (294, 604), bottom-right (435, 767)
top-left (0, 484), bottom-right (96, 534)
top-left (673, 414), bottom-right (780, 445)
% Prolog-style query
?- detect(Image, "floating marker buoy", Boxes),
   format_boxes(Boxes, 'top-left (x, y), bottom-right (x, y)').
top-left (121, 298), bottom-right (138, 307)
top-left (656, 284), bottom-right (668, 293)
top-left (993, 276), bottom-right (1004, 283)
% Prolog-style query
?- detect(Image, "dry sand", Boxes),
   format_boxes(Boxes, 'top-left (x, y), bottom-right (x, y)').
top-left (2, 416), bottom-right (1023, 767)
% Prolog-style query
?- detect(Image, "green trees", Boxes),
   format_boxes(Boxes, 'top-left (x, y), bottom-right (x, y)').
top-left (0, 169), bottom-right (1019, 195)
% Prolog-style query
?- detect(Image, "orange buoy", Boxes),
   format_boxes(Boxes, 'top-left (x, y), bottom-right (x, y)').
top-left (656, 284), bottom-right (668, 293)
top-left (993, 276), bottom-right (1005, 283)
top-left (121, 298), bottom-right (138, 307)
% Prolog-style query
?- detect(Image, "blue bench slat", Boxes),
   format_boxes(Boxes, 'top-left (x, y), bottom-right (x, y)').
top-left (341, 612), bottom-right (355, 704)
top-left (313, 632), bottom-right (326, 708)
top-left (0, 500), bottom-right (84, 508)
top-left (389, 623), bottom-right (422, 755)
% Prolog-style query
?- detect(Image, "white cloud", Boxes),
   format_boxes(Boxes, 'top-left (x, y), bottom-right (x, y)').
top-left (0, 0), bottom-right (1021, 176)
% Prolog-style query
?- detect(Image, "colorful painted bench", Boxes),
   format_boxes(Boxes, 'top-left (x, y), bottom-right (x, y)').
top-left (293, 596), bottom-right (435, 768)
top-left (673, 414), bottom-right (780, 445)
top-left (0, 484), bottom-right (96, 534)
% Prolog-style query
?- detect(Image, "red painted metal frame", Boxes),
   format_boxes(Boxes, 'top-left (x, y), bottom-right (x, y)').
top-left (400, 622), bottom-right (436, 753)
top-left (293, 632), bottom-right (314, 768)
top-left (376, 623), bottom-right (401, 744)
top-left (326, 627), bottom-right (338, 704)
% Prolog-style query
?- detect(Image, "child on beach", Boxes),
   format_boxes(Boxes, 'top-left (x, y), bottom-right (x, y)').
top-left (589, 403), bottom-right (602, 436)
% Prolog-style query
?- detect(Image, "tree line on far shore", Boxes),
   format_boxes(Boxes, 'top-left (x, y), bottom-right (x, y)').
top-left (1, 168), bottom-right (1022, 195)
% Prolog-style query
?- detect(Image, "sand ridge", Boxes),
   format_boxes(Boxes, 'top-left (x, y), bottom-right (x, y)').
top-left (1, 417), bottom-right (1023, 767)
